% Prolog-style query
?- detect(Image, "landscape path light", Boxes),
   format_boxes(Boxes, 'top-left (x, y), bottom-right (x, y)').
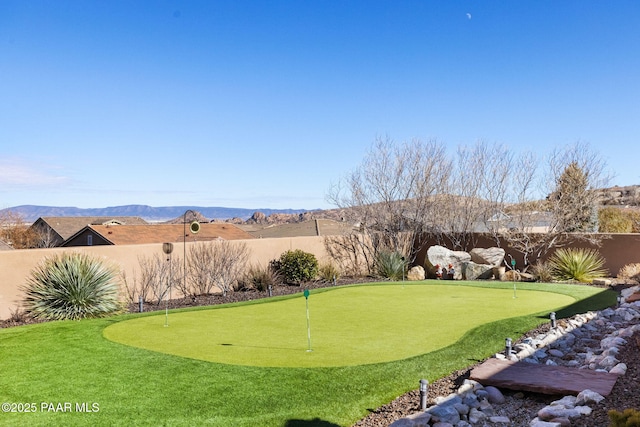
top-left (419, 379), bottom-right (428, 411)
top-left (550, 312), bottom-right (556, 329)
top-left (505, 337), bottom-right (512, 358)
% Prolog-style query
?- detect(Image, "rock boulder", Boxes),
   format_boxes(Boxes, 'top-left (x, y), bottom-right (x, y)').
top-left (427, 245), bottom-right (470, 280)
top-left (470, 247), bottom-right (505, 267)
top-left (463, 262), bottom-right (494, 280)
top-left (407, 266), bottom-right (425, 281)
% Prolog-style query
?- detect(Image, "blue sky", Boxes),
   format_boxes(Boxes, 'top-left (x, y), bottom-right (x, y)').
top-left (1, 1), bottom-right (639, 210)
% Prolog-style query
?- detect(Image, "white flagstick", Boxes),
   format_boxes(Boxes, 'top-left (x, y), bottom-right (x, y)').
top-left (304, 289), bottom-right (312, 352)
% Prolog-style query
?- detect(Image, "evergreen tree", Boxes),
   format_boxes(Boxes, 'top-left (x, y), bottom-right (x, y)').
top-left (550, 162), bottom-right (598, 232)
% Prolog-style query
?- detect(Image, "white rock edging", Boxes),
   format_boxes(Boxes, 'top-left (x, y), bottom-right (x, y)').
top-left (389, 299), bottom-right (640, 427)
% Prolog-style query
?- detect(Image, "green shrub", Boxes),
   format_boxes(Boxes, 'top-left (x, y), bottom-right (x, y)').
top-left (276, 249), bottom-right (318, 285)
top-left (375, 250), bottom-right (407, 280)
top-left (609, 408), bottom-right (640, 427)
top-left (548, 248), bottom-right (607, 283)
top-left (318, 263), bottom-right (341, 283)
top-left (22, 252), bottom-right (122, 320)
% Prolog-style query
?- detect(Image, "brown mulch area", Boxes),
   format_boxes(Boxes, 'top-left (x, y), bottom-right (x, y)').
top-left (2, 279), bottom-right (638, 427)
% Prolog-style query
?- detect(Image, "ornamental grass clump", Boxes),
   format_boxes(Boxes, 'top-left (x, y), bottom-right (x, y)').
top-left (547, 247), bottom-right (607, 283)
top-left (375, 250), bottom-right (407, 280)
top-left (608, 408), bottom-right (640, 427)
top-left (530, 260), bottom-right (554, 283)
top-left (318, 262), bottom-right (341, 283)
top-left (22, 252), bottom-right (123, 320)
top-left (238, 264), bottom-right (279, 292)
top-left (618, 263), bottom-right (640, 283)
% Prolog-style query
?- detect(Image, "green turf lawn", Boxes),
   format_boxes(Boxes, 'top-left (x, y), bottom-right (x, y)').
top-left (104, 283), bottom-right (574, 367)
top-left (0, 281), bottom-right (615, 427)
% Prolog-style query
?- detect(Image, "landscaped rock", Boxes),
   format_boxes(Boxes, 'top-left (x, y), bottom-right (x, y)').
top-left (501, 269), bottom-right (521, 281)
top-left (520, 272), bottom-right (537, 282)
top-left (610, 363), bottom-right (627, 375)
top-left (537, 405), bottom-right (591, 420)
top-left (530, 420), bottom-right (564, 427)
top-left (389, 411), bottom-right (432, 427)
top-left (627, 292), bottom-right (640, 303)
top-left (575, 389), bottom-right (605, 406)
top-left (484, 386), bottom-right (505, 404)
top-left (467, 407), bottom-right (487, 424)
top-left (426, 402), bottom-right (460, 424)
top-left (426, 246), bottom-right (470, 280)
top-left (462, 261), bottom-right (493, 280)
top-left (469, 247), bottom-right (505, 267)
top-left (407, 266), bottom-right (425, 281)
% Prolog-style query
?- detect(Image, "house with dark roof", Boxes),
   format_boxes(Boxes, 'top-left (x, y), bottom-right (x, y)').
top-left (29, 216), bottom-right (149, 247)
top-left (61, 223), bottom-right (254, 247)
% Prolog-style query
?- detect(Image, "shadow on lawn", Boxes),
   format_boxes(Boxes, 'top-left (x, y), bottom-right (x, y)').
top-left (537, 287), bottom-right (617, 320)
top-left (284, 418), bottom-right (341, 427)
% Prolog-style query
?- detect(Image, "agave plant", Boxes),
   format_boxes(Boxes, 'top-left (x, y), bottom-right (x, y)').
top-left (375, 250), bottom-right (407, 280)
top-left (548, 247), bottom-right (607, 283)
top-left (22, 252), bottom-right (122, 320)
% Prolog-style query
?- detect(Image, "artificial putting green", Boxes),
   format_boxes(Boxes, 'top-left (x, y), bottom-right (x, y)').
top-left (103, 283), bottom-right (574, 367)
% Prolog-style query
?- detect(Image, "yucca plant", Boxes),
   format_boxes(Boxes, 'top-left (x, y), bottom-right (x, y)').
top-left (22, 252), bottom-right (123, 320)
top-left (375, 250), bottom-right (407, 280)
top-left (547, 247), bottom-right (607, 283)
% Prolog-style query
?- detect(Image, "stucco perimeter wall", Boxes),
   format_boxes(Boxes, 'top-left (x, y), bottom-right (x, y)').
top-left (0, 236), bottom-right (330, 320)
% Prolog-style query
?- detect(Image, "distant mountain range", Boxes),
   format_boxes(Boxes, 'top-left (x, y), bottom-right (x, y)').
top-left (0, 205), bottom-right (313, 222)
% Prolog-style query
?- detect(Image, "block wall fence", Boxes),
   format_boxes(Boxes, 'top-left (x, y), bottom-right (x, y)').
top-left (0, 236), bottom-right (330, 320)
top-left (2, 233), bottom-right (640, 320)
top-left (415, 233), bottom-right (640, 278)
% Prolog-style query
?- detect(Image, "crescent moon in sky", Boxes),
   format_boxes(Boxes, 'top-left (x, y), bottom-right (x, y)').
top-left (466, 13), bottom-right (472, 20)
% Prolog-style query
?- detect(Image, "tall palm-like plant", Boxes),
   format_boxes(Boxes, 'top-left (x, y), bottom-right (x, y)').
top-left (22, 252), bottom-right (123, 320)
top-left (548, 247), bottom-right (607, 283)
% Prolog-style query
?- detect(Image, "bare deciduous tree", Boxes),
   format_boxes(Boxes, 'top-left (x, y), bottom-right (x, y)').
top-left (499, 142), bottom-right (610, 268)
top-left (323, 233), bottom-right (373, 277)
top-left (440, 141), bottom-right (522, 251)
top-left (327, 136), bottom-right (451, 270)
top-left (187, 240), bottom-right (250, 296)
top-left (130, 254), bottom-right (181, 305)
top-left (327, 137), bottom-right (611, 273)
top-left (0, 211), bottom-right (41, 249)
